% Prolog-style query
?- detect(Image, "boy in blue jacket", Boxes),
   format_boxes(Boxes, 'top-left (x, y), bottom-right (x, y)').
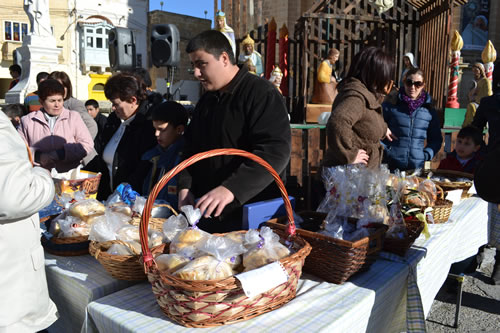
top-left (142, 101), bottom-right (188, 207)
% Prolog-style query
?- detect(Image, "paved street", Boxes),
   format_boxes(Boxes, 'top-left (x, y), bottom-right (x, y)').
top-left (426, 247), bottom-right (500, 332)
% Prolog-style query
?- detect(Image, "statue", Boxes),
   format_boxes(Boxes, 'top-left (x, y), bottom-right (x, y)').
top-left (311, 48), bottom-right (340, 104)
top-left (269, 66), bottom-right (283, 95)
top-left (215, 11), bottom-right (236, 58)
top-left (238, 34), bottom-right (264, 77)
top-left (24, 0), bottom-right (52, 37)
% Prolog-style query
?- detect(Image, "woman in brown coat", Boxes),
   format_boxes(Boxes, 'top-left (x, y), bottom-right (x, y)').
top-left (324, 47), bottom-right (396, 168)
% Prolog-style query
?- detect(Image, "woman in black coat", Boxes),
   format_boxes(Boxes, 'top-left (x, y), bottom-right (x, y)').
top-left (88, 73), bottom-right (156, 200)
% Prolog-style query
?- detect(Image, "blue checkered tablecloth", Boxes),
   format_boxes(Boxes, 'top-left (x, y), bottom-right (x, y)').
top-left (78, 197), bottom-right (488, 333)
top-left (44, 254), bottom-right (137, 333)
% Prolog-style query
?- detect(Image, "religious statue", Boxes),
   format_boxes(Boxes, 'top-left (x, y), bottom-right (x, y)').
top-left (24, 0), bottom-right (52, 37)
top-left (238, 34), bottom-right (264, 77)
top-left (215, 10), bottom-right (236, 58)
top-left (311, 48), bottom-right (340, 104)
top-left (269, 66), bottom-right (283, 95)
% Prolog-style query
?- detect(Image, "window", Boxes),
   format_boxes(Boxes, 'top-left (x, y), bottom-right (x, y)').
top-left (4, 21), bottom-right (28, 42)
top-left (82, 23), bottom-right (111, 50)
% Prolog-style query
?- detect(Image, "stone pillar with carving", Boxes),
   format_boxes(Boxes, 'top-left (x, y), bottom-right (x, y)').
top-left (6, 0), bottom-right (61, 104)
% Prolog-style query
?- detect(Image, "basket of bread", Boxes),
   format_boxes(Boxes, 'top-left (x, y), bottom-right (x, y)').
top-left (41, 198), bottom-right (106, 256)
top-left (400, 171), bottom-right (453, 224)
top-left (268, 164), bottom-right (389, 284)
top-left (87, 185), bottom-right (176, 281)
top-left (419, 169), bottom-right (473, 199)
top-left (139, 149), bottom-right (311, 327)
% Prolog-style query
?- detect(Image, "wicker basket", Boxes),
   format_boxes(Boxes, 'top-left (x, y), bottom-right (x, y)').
top-left (41, 217), bottom-right (90, 256)
top-left (420, 169), bottom-right (473, 199)
top-left (404, 183), bottom-right (453, 224)
top-left (54, 171), bottom-right (102, 199)
top-left (89, 204), bottom-right (177, 281)
top-left (266, 211), bottom-right (387, 284)
top-left (383, 218), bottom-right (424, 257)
top-left (139, 149), bottom-right (312, 327)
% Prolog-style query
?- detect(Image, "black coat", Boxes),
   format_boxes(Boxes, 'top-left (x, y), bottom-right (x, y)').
top-left (178, 66), bottom-right (291, 231)
top-left (472, 93), bottom-right (500, 150)
top-left (88, 101), bottom-right (156, 200)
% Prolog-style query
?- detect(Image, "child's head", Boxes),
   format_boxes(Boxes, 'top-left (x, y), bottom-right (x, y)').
top-left (151, 101), bottom-right (188, 148)
top-left (455, 126), bottom-right (483, 159)
top-left (85, 99), bottom-right (100, 119)
top-left (3, 103), bottom-right (26, 127)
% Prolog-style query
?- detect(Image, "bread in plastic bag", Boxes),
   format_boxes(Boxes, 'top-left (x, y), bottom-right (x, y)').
top-left (174, 255), bottom-right (234, 280)
top-left (155, 253), bottom-right (191, 273)
top-left (197, 234), bottom-right (247, 270)
top-left (88, 210), bottom-right (131, 242)
top-left (162, 214), bottom-right (189, 242)
top-left (69, 199), bottom-right (106, 221)
top-left (57, 216), bottom-right (89, 238)
top-left (243, 227), bottom-right (290, 271)
top-left (106, 241), bottom-right (142, 255)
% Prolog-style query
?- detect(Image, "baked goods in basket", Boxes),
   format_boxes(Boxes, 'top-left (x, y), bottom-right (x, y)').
top-left (174, 255), bottom-right (234, 280)
top-left (69, 199), bottom-right (106, 221)
top-left (155, 254), bottom-right (191, 273)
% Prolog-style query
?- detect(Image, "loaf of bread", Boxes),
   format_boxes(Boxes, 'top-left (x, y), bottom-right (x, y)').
top-left (175, 255), bottom-right (234, 280)
top-left (69, 199), bottom-right (105, 221)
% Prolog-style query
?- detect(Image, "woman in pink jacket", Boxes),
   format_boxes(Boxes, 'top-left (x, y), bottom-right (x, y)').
top-left (17, 79), bottom-right (94, 172)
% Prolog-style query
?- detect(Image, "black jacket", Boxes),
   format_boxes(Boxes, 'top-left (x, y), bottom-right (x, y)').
top-left (472, 93), bottom-right (500, 150)
top-left (89, 101), bottom-right (156, 200)
top-left (178, 66), bottom-right (291, 229)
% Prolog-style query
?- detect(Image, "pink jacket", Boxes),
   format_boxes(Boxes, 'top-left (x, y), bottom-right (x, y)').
top-left (18, 108), bottom-right (94, 172)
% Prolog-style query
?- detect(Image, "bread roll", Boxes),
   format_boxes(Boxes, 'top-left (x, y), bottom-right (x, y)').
top-left (69, 199), bottom-right (105, 221)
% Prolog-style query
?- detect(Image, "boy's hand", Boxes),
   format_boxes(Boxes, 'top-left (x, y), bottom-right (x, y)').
top-left (195, 186), bottom-right (234, 218)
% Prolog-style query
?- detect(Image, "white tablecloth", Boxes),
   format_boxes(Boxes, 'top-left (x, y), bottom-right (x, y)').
top-left (79, 197), bottom-right (488, 333)
top-left (44, 254), bottom-right (136, 333)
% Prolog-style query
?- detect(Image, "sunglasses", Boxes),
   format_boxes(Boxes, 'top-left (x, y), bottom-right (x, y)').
top-left (405, 79), bottom-right (424, 88)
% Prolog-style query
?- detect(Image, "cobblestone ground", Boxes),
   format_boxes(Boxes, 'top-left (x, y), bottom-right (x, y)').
top-left (426, 247), bottom-right (500, 332)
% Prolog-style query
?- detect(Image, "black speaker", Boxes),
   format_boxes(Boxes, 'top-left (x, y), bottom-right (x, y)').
top-left (151, 24), bottom-right (180, 67)
top-left (108, 27), bottom-right (136, 71)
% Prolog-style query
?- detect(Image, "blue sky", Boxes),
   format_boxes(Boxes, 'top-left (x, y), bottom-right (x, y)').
top-left (149, 0), bottom-right (220, 25)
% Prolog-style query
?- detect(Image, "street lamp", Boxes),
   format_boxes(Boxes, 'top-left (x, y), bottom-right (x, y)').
top-left (204, 10), bottom-right (207, 19)
top-left (160, 1), bottom-right (164, 11)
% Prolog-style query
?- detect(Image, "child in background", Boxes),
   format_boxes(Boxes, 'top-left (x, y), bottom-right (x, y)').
top-left (438, 126), bottom-right (483, 174)
top-left (141, 101), bottom-right (188, 208)
top-left (2, 103), bottom-right (26, 128)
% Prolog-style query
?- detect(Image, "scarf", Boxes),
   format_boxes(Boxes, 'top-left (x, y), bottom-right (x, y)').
top-left (401, 89), bottom-right (427, 115)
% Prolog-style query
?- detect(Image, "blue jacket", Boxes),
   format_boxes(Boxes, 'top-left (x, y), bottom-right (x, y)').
top-left (382, 91), bottom-right (442, 171)
top-left (141, 137), bottom-right (185, 208)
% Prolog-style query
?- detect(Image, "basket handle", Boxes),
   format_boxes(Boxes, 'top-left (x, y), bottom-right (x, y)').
top-left (139, 148), bottom-right (295, 269)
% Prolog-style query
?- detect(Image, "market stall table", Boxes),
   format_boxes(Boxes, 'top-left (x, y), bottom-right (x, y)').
top-left (80, 197), bottom-right (488, 333)
top-left (45, 253), bottom-right (137, 333)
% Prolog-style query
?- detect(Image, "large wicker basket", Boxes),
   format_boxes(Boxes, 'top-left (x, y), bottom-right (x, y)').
top-left (420, 169), bottom-right (473, 199)
top-left (89, 204), bottom-right (177, 281)
top-left (266, 211), bottom-right (387, 284)
top-left (139, 149), bottom-right (312, 327)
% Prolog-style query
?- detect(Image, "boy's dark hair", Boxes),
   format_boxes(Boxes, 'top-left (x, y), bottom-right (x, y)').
top-left (48, 71), bottom-right (73, 99)
top-left (85, 99), bottom-right (99, 109)
top-left (3, 103), bottom-right (26, 118)
top-left (151, 101), bottom-right (188, 127)
top-left (343, 46), bottom-right (395, 98)
top-left (458, 126), bottom-right (483, 146)
top-left (9, 64), bottom-right (21, 74)
top-left (36, 72), bottom-right (49, 85)
top-left (38, 79), bottom-right (65, 101)
top-left (186, 30), bottom-right (235, 64)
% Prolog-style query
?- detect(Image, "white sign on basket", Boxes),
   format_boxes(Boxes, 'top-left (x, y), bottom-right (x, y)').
top-left (235, 261), bottom-right (289, 298)
top-left (446, 189), bottom-right (463, 206)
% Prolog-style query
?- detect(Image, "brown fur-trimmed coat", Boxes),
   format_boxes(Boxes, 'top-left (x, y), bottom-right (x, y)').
top-left (323, 77), bottom-right (387, 169)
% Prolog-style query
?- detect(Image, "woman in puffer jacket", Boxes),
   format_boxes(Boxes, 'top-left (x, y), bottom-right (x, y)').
top-left (382, 67), bottom-right (443, 171)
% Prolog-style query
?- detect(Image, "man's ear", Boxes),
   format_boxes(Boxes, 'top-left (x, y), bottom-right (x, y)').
top-left (221, 51), bottom-right (231, 66)
top-left (474, 144), bottom-right (481, 152)
top-left (176, 124), bottom-right (185, 135)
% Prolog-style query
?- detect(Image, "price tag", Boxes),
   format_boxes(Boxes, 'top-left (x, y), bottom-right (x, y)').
top-left (235, 261), bottom-right (289, 298)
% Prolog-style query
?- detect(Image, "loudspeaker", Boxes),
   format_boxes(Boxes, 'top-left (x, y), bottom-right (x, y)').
top-left (151, 24), bottom-right (180, 67)
top-left (108, 27), bottom-right (136, 71)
